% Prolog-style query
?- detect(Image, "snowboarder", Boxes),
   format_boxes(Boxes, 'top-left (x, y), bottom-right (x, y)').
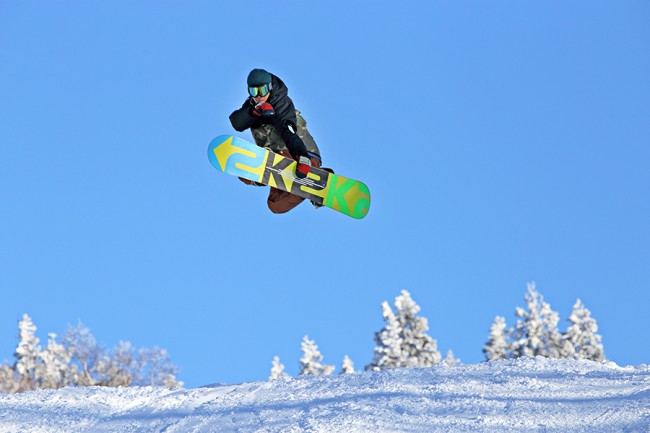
top-left (229, 68), bottom-right (324, 214)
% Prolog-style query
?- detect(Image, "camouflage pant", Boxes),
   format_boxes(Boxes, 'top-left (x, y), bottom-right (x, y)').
top-left (248, 111), bottom-right (322, 214)
top-left (250, 111), bottom-right (321, 159)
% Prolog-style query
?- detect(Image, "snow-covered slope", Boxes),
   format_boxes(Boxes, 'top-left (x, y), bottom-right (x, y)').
top-left (0, 358), bottom-right (648, 432)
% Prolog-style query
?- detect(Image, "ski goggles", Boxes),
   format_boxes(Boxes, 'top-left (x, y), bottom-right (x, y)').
top-left (248, 83), bottom-right (271, 98)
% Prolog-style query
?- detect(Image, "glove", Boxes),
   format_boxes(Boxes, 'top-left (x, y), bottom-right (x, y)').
top-left (296, 155), bottom-right (311, 179)
top-left (251, 102), bottom-right (275, 117)
top-left (284, 129), bottom-right (309, 162)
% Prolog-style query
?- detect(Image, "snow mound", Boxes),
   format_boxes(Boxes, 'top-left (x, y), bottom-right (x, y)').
top-left (0, 358), bottom-right (649, 432)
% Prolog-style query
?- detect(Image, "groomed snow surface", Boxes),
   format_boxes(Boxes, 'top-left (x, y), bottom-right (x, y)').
top-left (1, 358), bottom-right (649, 432)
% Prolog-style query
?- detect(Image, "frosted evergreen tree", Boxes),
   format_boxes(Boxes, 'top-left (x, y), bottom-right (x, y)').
top-left (565, 299), bottom-right (605, 361)
top-left (510, 282), bottom-right (572, 359)
top-left (367, 291), bottom-right (443, 370)
top-left (366, 301), bottom-right (404, 370)
top-left (340, 356), bottom-right (355, 374)
top-left (394, 290), bottom-right (442, 367)
top-left (13, 314), bottom-right (42, 391)
top-left (541, 300), bottom-right (574, 359)
top-left (298, 336), bottom-right (334, 376)
top-left (510, 283), bottom-right (552, 358)
top-left (483, 316), bottom-right (509, 361)
top-left (37, 333), bottom-right (73, 389)
top-left (269, 356), bottom-right (290, 381)
top-left (443, 350), bottom-right (460, 366)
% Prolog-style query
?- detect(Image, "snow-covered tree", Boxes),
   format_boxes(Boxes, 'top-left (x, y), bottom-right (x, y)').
top-left (394, 290), bottom-right (442, 367)
top-left (541, 300), bottom-right (575, 359)
top-left (94, 340), bottom-right (135, 387)
top-left (340, 356), bottom-right (355, 374)
top-left (488, 284), bottom-right (609, 362)
top-left (2, 316), bottom-right (181, 393)
top-left (136, 346), bottom-right (182, 387)
top-left (510, 283), bottom-right (545, 357)
top-left (366, 301), bottom-right (404, 370)
top-left (13, 314), bottom-right (41, 391)
top-left (443, 350), bottom-right (460, 366)
top-left (298, 336), bottom-right (334, 376)
top-left (62, 322), bottom-right (181, 388)
top-left (269, 356), bottom-right (290, 381)
top-left (0, 365), bottom-right (18, 394)
top-left (367, 291), bottom-right (443, 370)
top-left (483, 316), bottom-right (509, 361)
top-left (564, 299), bottom-right (605, 361)
top-left (511, 282), bottom-right (560, 358)
top-left (62, 322), bottom-right (104, 386)
top-left (37, 333), bottom-right (73, 389)
top-left (509, 282), bottom-right (577, 359)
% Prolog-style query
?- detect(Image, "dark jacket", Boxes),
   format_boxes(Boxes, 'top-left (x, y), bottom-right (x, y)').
top-left (229, 74), bottom-right (308, 159)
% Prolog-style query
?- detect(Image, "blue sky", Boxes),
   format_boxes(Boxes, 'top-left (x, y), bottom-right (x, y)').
top-left (1, 1), bottom-right (648, 387)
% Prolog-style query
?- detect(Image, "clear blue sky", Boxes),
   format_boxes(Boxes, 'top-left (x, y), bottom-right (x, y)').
top-left (1, 1), bottom-right (648, 388)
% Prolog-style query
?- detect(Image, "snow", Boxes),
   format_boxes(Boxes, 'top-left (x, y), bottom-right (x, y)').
top-left (0, 358), bottom-right (649, 432)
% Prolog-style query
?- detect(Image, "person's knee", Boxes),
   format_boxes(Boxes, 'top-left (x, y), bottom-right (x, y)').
top-left (267, 189), bottom-right (304, 214)
top-left (268, 201), bottom-right (290, 214)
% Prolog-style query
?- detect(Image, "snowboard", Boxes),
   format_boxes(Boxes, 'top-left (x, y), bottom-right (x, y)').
top-left (207, 135), bottom-right (370, 219)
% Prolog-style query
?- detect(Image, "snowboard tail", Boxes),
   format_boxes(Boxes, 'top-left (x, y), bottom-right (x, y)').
top-left (208, 135), bottom-right (370, 219)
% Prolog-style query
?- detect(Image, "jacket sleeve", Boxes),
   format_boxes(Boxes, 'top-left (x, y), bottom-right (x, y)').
top-left (229, 99), bottom-right (257, 132)
top-left (272, 96), bottom-right (309, 159)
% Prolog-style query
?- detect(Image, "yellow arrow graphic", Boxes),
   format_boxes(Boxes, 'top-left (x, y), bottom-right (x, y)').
top-left (212, 136), bottom-right (266, 180)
